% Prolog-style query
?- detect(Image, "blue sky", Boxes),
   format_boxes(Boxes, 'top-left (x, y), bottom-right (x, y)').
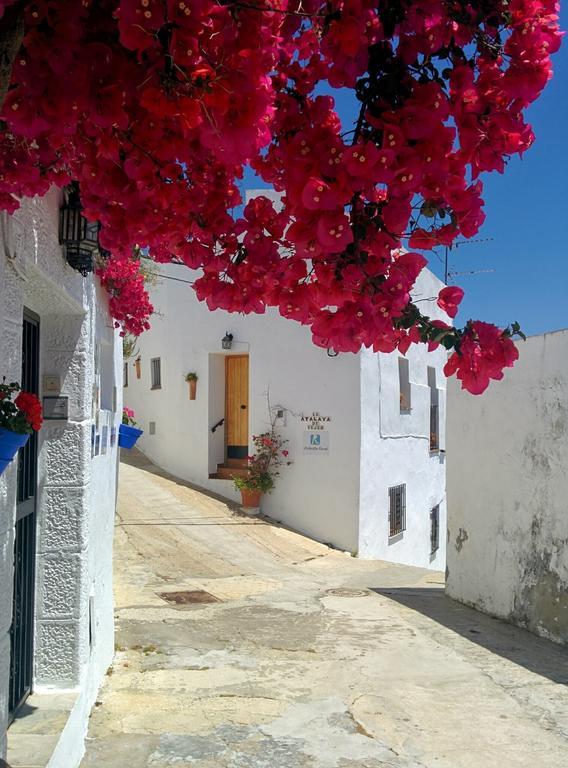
top-left (244, 12), bottom-right (567, 336)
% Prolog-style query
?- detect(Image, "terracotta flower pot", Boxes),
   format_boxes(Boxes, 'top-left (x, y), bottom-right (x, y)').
top-left (188, 379), bottom-right (197, 400)
top-left (240, 488), bottom-right (262, 510)
top-left (134, 358), bottom-right (141, 379)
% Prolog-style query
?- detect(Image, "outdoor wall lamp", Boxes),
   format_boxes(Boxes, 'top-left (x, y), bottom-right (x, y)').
top-left (59, 182), bottom-right (101, 277)
top-left (221, 332), bottom-right (234, 350)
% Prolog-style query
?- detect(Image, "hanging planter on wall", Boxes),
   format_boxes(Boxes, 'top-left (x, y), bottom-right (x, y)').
top-left (0, 378), bottom-right (43, 476)
top-left (134, 357), bottom-right (141, 380)
top-left (119, 408), bottom-right (143, 449)
top-left (0, 428), bottom-right (30, 476)
top-left (185, 372), bottom-right (198, 400)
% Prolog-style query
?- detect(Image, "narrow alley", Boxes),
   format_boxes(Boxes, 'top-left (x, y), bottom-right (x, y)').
top-left (81, 452), bottom-right (568, 768)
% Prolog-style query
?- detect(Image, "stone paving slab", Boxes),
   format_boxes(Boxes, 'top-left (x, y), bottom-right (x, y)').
top-left (80, 451), bottom-right (568, 768)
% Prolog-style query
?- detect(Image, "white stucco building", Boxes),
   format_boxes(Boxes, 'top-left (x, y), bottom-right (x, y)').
top-left (124, 261), bottom-right (448, 571)
top-left (0, 190), bottom-right (121, 765)
top-left (447, 329), bottom-right (568, 644)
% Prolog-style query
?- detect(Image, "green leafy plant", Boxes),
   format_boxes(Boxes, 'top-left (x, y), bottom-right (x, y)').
top-left (122, 407), bottom-right (137, 427)
top-left (122, 334), bottom-right (139, 360)
top-left (184, 372), bottom-right (198, 382)
top-left (233, 430), bottom-right (291, 494)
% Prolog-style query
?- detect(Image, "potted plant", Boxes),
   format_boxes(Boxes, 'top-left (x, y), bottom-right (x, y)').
top-left (233, 430), bottom-right (291, 514)
top-left (0, 378), bottom-right (43, 476)
top-left (118, 407), bottom-right (143, 449)
top-left (134, 356), bottom-right (141, 380)
top-left (185, 372), bottom-right (198, 400)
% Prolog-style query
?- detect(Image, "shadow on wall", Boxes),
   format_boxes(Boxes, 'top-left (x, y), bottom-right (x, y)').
top-left (372, 587), bottom-right (568, 685)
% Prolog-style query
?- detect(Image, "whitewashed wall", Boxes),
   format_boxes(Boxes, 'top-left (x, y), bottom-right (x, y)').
top-left (126, 263), bottom-right (448, 567)
top-left (125, 262), bottom-right (362, 553)
top-left (0, 190), bottom-right (120, 763)
top-left (358, 269), bottom-right (448, 569)
top-left (446, 330), bottom-right (568, 644)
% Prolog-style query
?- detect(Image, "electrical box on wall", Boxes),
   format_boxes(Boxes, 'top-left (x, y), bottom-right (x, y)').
top-left (43, 374), bottom-right (61, 394)
top-left (273, 406), bottom-right (286, 427)
top-left (43, 396), bottom-right (69, 421)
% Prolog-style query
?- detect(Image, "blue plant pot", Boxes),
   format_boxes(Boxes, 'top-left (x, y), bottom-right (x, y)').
top-left (0, 427), bottom-right (30, 476)
top-left (118, 423), bottom-right (143, 449)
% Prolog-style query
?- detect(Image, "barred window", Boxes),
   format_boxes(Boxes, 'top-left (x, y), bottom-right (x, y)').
top-left (389, 484), bottom-right (406, 538)
top-left (150, 357), bottom-right (161, 390)
top-left (430, 505), bottom-right (440, 554)
top-left (123, 361), bottom-right (128, 388)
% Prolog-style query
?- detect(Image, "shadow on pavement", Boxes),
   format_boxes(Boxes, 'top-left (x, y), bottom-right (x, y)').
top-left (372, 587), bottom-right (568, 685)
top-left (118, 448), bottom-right (245, 511)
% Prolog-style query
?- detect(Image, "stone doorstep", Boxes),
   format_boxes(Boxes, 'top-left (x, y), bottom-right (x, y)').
top-left (7, 692), bottom-right (79, 768)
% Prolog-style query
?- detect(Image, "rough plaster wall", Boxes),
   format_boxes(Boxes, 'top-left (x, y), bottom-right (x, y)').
top-left (446, 330), bottom-right (568, 644)
top-left (0, 191), bottom-right (119, 760)
top-left (358, 270), bottom-right (448, 569)
top-left (124, 263), bottom-right (361, 553)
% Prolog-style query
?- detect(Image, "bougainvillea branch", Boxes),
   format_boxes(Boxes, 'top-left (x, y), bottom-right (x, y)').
top-left (0, 0), bottom-right (562, 392)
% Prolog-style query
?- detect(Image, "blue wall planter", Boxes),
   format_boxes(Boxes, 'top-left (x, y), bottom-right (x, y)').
top-left (118, 423), bottom-right (143, 449)
top-left (0, 427), bottom-right (30, 476)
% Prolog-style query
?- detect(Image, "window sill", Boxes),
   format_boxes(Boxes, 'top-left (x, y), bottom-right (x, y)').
top-left (150, 386), bottom-right (162, 390)
top-left (388, 531), bottom-right (405, 545)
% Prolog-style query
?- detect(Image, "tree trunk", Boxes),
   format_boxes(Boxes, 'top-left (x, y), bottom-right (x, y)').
top-left (0, 2), bottom-right (25, 114)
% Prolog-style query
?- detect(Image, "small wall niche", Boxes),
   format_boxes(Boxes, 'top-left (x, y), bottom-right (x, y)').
top-left (398, 357), bottom-right (411, 414)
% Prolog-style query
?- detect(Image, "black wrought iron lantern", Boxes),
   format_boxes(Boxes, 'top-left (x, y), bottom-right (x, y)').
top-left (221, 332), bottom-right (234, 350)
top-left (59, 182), bottom-right (100, 276)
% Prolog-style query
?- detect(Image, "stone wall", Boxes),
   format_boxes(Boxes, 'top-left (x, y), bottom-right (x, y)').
top-left (446, 330), bottom-right (568, 644)
top-left (0, 190), bottom-right (120, 761)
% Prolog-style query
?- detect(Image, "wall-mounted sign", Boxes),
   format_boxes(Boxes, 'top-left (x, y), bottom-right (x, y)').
top-left (42, 396), bottom-right (69, 421)
top-left (300, 411), bottom-right (332, 432)
top-left (303, 429), bottom-right (330, 454)
top-left (43, 375), bottom-right (61, 393)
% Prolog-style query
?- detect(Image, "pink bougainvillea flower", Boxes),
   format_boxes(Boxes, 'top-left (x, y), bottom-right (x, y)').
top-left (437, 286), bottom-right (465, 319)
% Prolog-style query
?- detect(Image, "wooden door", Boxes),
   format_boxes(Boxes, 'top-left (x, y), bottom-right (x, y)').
top-left (225, 355), bottom-right (249, 459)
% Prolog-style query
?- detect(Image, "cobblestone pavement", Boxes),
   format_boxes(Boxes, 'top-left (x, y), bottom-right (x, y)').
top-left (81, 451), bottom-right (568, 768)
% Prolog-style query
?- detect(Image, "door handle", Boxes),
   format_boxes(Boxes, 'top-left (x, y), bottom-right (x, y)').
top-left (240, 404), bottom-right (247, 410)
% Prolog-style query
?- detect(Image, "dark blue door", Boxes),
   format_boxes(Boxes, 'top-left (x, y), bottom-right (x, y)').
top-left (9, 310), bottom-right (40, 719)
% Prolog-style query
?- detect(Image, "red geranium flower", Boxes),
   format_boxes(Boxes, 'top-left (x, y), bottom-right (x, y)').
top-left (15, 392), bottom-right (43, 431)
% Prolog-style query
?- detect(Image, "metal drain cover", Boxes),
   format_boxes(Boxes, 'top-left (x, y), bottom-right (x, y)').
top-left (325, 588), bottom-right (370, 598)
top-left (158, 590), bottom-right (221, 605)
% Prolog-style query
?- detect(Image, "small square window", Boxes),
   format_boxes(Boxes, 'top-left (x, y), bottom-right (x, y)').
top-left (150, 358), bottom-right (161, 390)
top-left (389, 484), bottom-right (406, 538)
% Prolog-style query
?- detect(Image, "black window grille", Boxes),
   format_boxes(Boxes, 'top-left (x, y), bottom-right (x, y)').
top-left (150, 357), bottom-right (161, 389)
top-left (10, 311), bottom-right (40, 719)
top-left (430, 403), bottom-right (439, 451)
top-left (123, 361), bottom-right (128, 388)
top-left (430, 504), bottom-right (440, 554)
top-left (389, 484), bottom-right (406, 537)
